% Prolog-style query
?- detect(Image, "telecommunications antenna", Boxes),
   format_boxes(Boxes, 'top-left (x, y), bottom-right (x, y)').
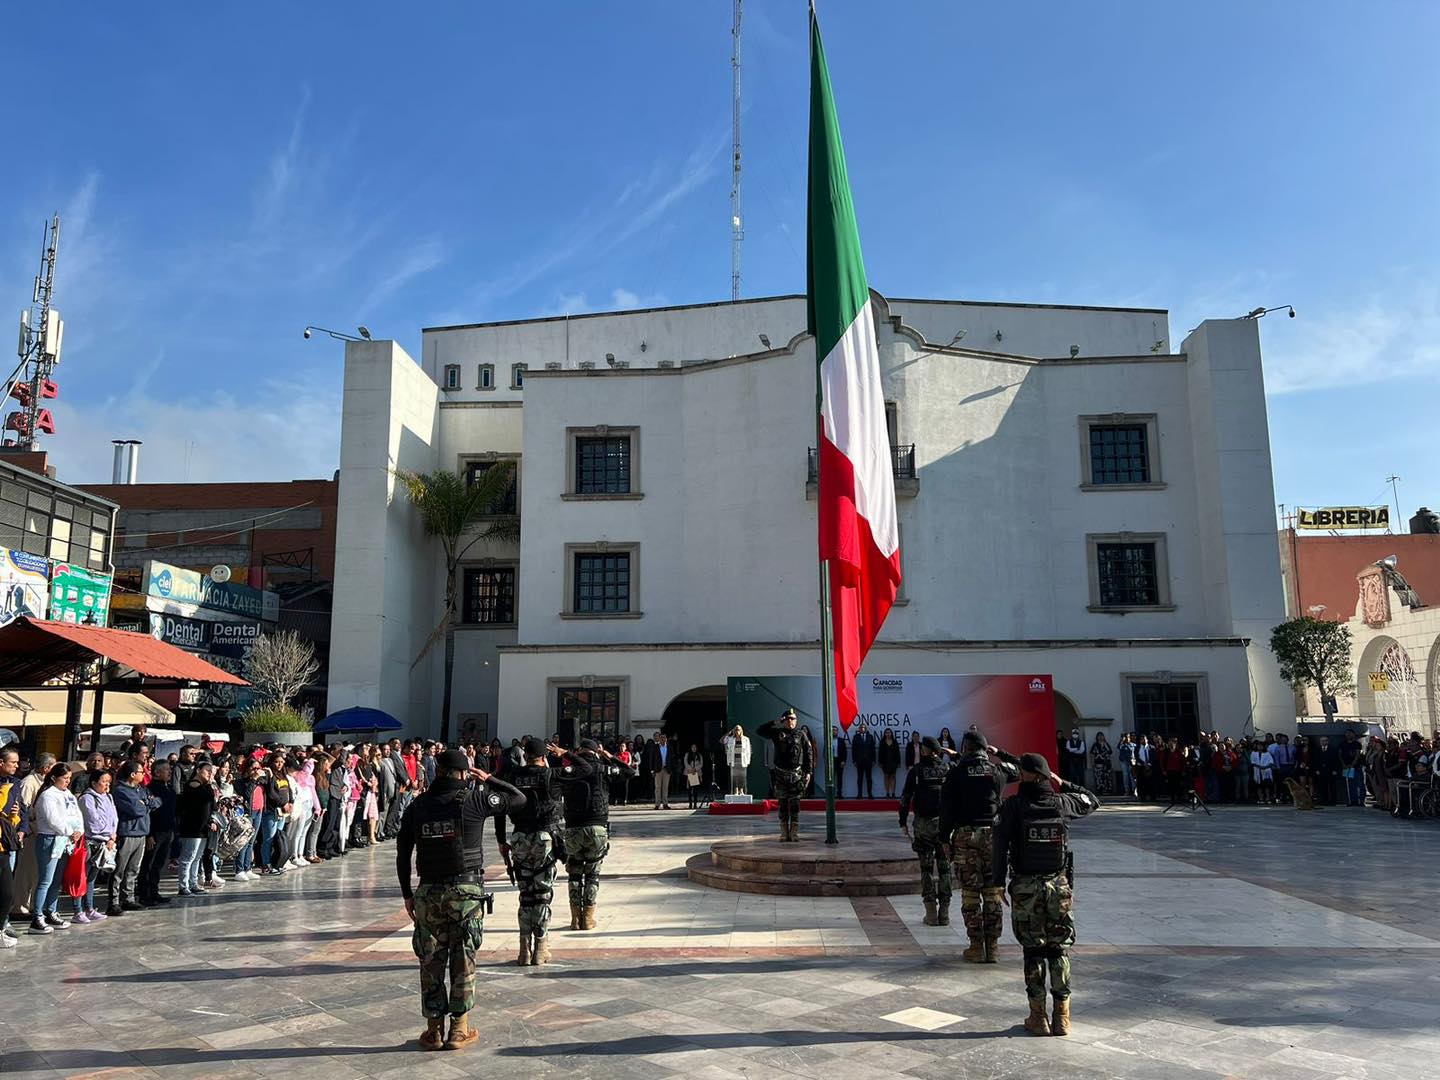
top-left (4, 214), bottom-right (62, 450)
top-left (730, 0), bottom-right (743, 301)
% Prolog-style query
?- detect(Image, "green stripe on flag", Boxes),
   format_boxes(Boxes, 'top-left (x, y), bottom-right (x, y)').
top-left (806, 9), bottom-right (869, 365)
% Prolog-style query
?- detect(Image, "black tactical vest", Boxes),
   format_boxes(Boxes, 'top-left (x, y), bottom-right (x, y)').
top-left (413, 787), bottom-right (468, 880)
top-left (951, 752), bottom-right (1006, 826)
top-left (1011, 788), bottom-right (1067, 875)
top-left (510, 765), bottom-right (556, 830)
top-left (560, 755), bottom-right (609, 827)
top-left (911, 758), bottom-right (948, 818)
top-left (772, 729), bottom-right (806, 771)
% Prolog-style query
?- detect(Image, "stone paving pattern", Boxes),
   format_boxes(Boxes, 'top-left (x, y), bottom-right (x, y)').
top-left (4, 803), bottom-right (1439, 1079)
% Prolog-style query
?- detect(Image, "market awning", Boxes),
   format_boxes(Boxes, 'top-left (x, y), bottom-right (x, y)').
top-left (0, 617), bottom-right (249, 687)
top-left (0, 689), bottom-right (176, 729)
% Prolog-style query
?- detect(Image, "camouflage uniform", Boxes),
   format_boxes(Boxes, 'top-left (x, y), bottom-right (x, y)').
top-left (910, 815), bottom-right (953, 906)
top-left (951, 824), bottom-right (1003, 941)
top-left (757, 715), bottom-right (813, 841)
top-left (1009, 872), bottom-right (1074, 1000)
top-left (411, 882), bottom-right (486, 1019)
top-left (563, 824), bottom-right (610, 908)
top-left (510, 828), bottom-right (558, 939)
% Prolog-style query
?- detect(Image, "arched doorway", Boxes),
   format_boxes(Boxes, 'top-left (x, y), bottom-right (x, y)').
top-left (1427, 636), bottom-right (1440, 732)
top-left (1357, 636), bottom-right (1424, 733)
top-left (660, 685), bottom-right (727, 786)
top-left (1054, 691), bottom-right (1083, 735)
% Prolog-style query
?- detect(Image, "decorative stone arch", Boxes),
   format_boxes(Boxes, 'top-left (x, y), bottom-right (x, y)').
top-left (659, 685), bottom-right (728, 784)
top-left (1356, 635), bottom-right (1424, 733)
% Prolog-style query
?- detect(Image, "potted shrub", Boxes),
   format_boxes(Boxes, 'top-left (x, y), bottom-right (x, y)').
top-left (240, 630), bottom-right (320, 746)
top-left (240, 705), bottom-right (312, 747)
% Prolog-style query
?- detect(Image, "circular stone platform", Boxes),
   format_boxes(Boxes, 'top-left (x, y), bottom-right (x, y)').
top-left (686, 835), bottom-right (920, 896)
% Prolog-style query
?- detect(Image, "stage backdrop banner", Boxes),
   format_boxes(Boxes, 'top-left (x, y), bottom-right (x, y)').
top-left (725, 674), bottom-right (1056, 797)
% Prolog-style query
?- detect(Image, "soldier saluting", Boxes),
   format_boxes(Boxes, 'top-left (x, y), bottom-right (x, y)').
top-left (501, 737), bottom-right (565, 966)
top-left (938, 729), bottom-right (1021, 963)
top-left (898, 735), bottom-right (955, 926)
top-left (396, 748), bottom-right (527, 1051)
top-left (756, 709), bottom-right (813, 842)
top-left (993, 751), bottom-right (1099, 1038)
top-left (556, 738), bottom-right (635, 930)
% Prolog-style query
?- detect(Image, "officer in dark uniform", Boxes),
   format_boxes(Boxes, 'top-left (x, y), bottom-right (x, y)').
top-left (938, 729), bottom-right (1021, 963)
top-left (396, 748), bottom-right (526, 1051)
top-left (898, 735), bottom-right (955, 926)
top-left (500, 737), bottom-right (563, 965)
top-left (993, 751), bottom-right (1099, 1038)
top-left (556, 739), bottom-right (635, 930)
top-left (756, 708), bottom-right (813, 841)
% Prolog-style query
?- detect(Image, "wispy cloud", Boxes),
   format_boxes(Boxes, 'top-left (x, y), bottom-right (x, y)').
top-left (360, 237), bottom-right (446, 312)
top-left (254, 85), bottom-right (312, 233)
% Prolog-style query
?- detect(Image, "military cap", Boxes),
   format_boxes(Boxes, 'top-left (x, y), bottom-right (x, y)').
top-left (921, 736), bottom-right (941, 753)
top-left (780, 708), bottom-right (797, 719)
top-left (1018, 752), bottom-right (1053, 779)
top-left (578, 738), bottom-right (599, 751)
top-left (438, 748), bottom-right (470, 772)
top-left (522, 736), bottom-right (547, 759)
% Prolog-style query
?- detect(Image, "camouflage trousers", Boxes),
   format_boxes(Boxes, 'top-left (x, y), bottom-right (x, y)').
top-left (909, 816), bottom-right (952, 904)
top-left (1009, 871), bottom-right (1075, 1001)
top-left (511, 829), bottom-right (558, 939)
top-left (411, 882), bottom-right (485, 1018)
top-left (952, 825), bottom-right (1003, 940)
top-left (771, 768), bottom-right (805, 827)
top-left (563, 824), bottom-right (610, 907)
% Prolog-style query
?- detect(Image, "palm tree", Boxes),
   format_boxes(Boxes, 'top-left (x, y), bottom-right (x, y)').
top-left (394, 463), bottom-right (519, 743)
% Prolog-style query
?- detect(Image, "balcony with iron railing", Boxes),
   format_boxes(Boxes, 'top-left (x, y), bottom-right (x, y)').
top-left (806, 444), bottom-right (919, 498)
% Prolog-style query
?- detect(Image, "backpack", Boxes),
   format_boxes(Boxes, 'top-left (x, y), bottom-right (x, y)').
top-left (217, 805), bottom-right (255, 860)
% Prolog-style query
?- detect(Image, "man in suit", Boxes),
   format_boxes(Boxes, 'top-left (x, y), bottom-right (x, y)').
top-left (852, 722), bottom-right (877, 799)
top-left (833, 726), bottom-right (848, 798)
top-left (646, 733), bottom-right (676, 810)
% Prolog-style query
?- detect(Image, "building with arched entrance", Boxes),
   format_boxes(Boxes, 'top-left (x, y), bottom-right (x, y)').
top-left (327, 292), bottom-right (1294, 751)
top-left (1328, 566), bottom-right (1440, 735)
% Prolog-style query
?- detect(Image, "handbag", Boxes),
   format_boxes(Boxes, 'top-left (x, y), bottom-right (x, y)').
top-left (96, 844), bottom-right (117, 873)
top-left (62, 840), bottom-right (89, 899)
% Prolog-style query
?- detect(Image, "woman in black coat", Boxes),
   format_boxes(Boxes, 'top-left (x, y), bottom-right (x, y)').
top-left (878, 729), bottom-right (902, 798)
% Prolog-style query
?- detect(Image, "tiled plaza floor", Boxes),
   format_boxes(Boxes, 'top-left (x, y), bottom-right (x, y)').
top-left (4, 801), bottom-right (1439, 1079)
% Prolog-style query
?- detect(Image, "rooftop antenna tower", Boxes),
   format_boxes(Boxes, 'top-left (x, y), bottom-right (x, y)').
top-left (730, 0), bottom-right (743, 301)
top-left (4, 214), bottom-right (63, 449)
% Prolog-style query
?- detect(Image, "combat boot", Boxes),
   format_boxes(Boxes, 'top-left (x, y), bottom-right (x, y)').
top-left (569, 901), bottom-right (581, 930)
top-left (790, 821), bottom-right (801, 842)
top-left (532, 934), bottom-right (551, 965)
top-left (778, 818), bottom-right (790, 841)
top-left (516, 934), bottom-right (532, 966)
top-left (443, 1013), bottom-right (479, 1051)
top-left (581, 904), bottom-right (597, 930)
top-left (922, 899), bottom-right (940, 926)
top-left (1051, 995), bottom-right (1071, 1036)
top-left (961, 934), bottom-right (985, 962)
top-left (1023, 998), bottom-right (1051, 1036)
top-left (937, 900), bottom-right (950, 926)
top-left (982, 936), bottom-right (1000, 963)
top-left (418, 1017), bottom-right (445, 1051)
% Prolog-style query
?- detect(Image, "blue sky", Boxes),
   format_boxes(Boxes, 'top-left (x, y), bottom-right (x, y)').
top-left (3, 2), bottom-right (1438, 521)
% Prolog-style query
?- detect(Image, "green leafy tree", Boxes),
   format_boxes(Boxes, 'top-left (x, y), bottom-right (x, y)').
top-left (394, 463), bottom-right (519, 743)
top-left (1268, 617), bottom-right (1355, 720)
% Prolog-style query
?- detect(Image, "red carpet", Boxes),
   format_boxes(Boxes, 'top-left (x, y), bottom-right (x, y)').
top-left (707, 798), bottom-right (901, 816)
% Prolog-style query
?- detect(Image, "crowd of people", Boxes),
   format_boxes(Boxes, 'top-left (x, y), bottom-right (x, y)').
top-left (1056, 726), bottom-right (1437, 816)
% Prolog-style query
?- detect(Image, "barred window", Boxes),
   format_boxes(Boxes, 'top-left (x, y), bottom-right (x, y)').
top-left (1096, 542), bottom-right (1159, 606)
top-left (464, 462), bottom-right (518, 515)
top-left (574, 436), bottom-right (630, 494)
top-left (574, 552), bottom-right (630, 613)
top-left (462, 567), bottom-right (515, 624)
top-left (557, 685), bottom-right (620, 746)
top-left (1089, 424), bottom-right (1150, 485)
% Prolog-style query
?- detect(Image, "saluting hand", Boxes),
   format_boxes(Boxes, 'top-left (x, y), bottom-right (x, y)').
top-left (469, 767), bottom-right (492, 783)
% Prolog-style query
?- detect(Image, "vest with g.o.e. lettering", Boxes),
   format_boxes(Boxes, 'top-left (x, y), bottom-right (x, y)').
top-left (910, 759), bottom-right (948, 819)
top-left (413, 787), bottom-right (468, 880)
top-left (1011, 790), bottom-right (1067, 875)
top-left (950, 752), bottom-right (1006, 826)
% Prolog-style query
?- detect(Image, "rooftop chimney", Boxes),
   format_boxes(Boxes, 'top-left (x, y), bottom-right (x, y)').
top-left (126, 440), bottom-right (141, 484)
top-left (111, 440), bottom-right (127, 484)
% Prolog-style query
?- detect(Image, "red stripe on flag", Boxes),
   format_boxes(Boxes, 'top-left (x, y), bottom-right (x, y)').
top-left (818, 435), bottom-right (902, 730)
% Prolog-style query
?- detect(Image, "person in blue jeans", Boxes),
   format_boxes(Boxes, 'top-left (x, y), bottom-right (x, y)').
top-left (234, 757), bottom-right (267, 880)
top-left (175, 761), bottom-right (216, 896)
top-left (257, 755), bottom-right (294, 873)
top-left (29, 763), bottom-right (85, 933)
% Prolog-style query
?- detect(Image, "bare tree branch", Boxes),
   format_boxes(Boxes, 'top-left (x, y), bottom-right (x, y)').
top-left (244, 630), bottom-right (320, 710)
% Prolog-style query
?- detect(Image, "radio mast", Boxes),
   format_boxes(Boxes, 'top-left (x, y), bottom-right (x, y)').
top-left (5, 214), bottom-right (63, 449)
top-left (730, 0), bottom-right (743, 301)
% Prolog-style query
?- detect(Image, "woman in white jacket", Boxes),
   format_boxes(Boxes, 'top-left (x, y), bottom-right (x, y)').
top-left (722, 726), bottom-right (752, 795)
top-left (30, 763), bottom-right (84, 934)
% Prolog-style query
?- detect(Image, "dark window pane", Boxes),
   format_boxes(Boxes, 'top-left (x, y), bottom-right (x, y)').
top-left (1096, 542), bottom-right (1160, 606)
top-left (461, 567), bottom-right (515, 624)
top-left (574, 436), bottom-right (631, 494)
top-left (1089, 424), bottom-right (1150, 484)
top-left (1131, 682), bottom-right (1199, 743)
top-left (573, 553), bottom-right (630, 613)
top-left (465, 462), bottom-right (518, 514)
top-left (557, 685), bottom-right (621, 746)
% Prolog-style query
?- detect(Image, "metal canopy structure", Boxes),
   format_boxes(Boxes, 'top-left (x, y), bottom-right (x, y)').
top-left (0, 617), bottom-right (247, 688)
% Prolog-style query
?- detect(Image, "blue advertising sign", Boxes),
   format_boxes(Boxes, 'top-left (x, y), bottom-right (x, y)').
top-left (144, 560), bottom-right (277, 622)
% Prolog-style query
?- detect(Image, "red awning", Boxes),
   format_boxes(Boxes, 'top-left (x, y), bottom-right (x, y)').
top-left (0, 617), bottom-right (249, 687)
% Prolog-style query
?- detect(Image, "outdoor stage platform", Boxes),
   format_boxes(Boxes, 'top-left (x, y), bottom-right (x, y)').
top-left (686, 835), bottom-right (919, 896)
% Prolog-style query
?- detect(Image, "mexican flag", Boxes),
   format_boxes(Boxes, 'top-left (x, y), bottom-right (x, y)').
top-left (807, 8), bottom-right (902, 731)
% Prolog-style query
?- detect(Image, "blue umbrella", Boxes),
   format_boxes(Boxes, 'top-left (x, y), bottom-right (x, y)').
top-left (314, 706), bottom-right (403, 735)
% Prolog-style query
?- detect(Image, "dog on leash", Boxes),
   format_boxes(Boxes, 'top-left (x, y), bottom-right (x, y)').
top-left (1284, 778), bottom-right (1316, 810)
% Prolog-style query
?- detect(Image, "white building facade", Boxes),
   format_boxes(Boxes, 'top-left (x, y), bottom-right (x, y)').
top-left (327, 291), bottom-right (1293, 750)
